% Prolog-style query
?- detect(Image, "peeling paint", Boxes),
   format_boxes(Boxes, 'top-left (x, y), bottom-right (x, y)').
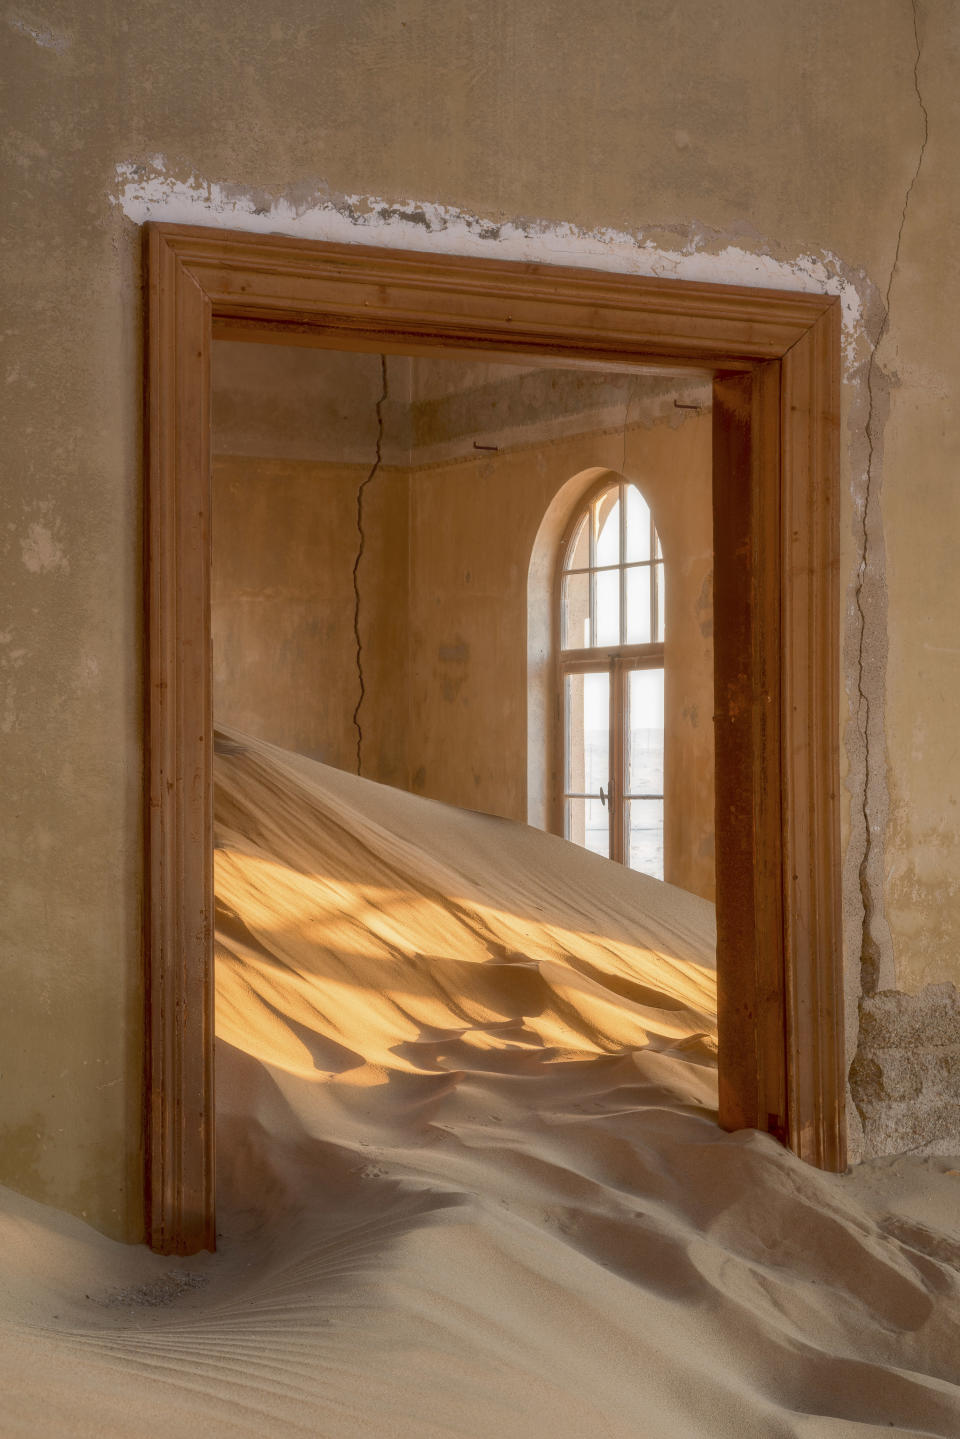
top-left (112, 159), bottom-right (868, 372)
top-left (74, 653), bottom-right (101, 694)
top-left (20, 521), bottom-right (67, 575)
top-left (7, 13), bottom-right (68, 51)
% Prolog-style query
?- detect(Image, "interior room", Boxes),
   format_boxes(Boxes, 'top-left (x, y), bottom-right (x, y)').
top-left (211, 344), bottom-right (716, 899)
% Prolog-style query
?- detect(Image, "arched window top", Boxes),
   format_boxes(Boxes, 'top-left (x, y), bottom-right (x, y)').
top-left (561, 478), bottom-right (664, 652)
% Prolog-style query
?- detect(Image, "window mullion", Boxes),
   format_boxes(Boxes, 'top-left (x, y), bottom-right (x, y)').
top-left (610, 654), bottom-right (624, 865)
top-left (619, 481), bottom-right (627, 648)
top-left (589, 497), bottom-right (597, 648)
top-left (650, 510), bottom-right (657, 644)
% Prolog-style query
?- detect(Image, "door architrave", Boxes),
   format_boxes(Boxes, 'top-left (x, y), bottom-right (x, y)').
top-left (145, 222), bottom-right (844, 1254)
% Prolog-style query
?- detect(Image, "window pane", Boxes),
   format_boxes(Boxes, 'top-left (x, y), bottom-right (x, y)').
top-left (594, 489), bottom-right (620, 567)
top-left (594, 569), bottom-right (620, 646)
top-left (625, 484), bottom-right (651, 562)
top-left (625, 565), bottom-right (651, 644)
top-left (625, 667), bottom-right (664, 796)
top-left (655, 560), bottom-right (665, 641)
top-left (565, 670), bottom-right (609, 794)
top-left (562, 571), bottom-right (591, 649)
top-left (625, 799), bottom-right (663, 879)
top-left (565, 513), bottom-right (589, 571)
top-left (565, 797), bottom-right (610, 860)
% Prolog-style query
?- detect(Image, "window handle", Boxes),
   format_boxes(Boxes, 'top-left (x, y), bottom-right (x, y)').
top-left (599, 780), bottom-right (614, 808)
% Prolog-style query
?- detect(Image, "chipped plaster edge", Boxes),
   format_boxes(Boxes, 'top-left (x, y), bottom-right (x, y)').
top-left (113, 159), bottom-right (869, 372)
top-left (110, 159), bottom-right (886, 1160)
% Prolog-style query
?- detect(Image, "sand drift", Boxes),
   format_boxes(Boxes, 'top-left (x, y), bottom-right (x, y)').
top-left (3, 730), bottom-right (960, 1437)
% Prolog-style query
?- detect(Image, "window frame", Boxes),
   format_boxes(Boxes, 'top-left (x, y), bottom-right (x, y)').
top-left (556, 476), bottom-right (666, 870)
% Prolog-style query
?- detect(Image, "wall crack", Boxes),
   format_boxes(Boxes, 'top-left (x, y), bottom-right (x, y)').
top-left (855, 0), bottom-right (929, 995)
top-left (352, 355), bottom-right (389, 776)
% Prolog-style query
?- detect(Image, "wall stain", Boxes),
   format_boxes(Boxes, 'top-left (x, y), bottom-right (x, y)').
top-left (20, 520), bottom-right (67, 574)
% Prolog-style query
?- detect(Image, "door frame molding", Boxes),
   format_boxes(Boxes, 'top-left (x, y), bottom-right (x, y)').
top-left (145, 221), bottom-right (844, 1254)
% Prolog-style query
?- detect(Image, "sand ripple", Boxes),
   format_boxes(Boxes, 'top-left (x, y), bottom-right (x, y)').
top-left (2, 729), bottom-right (960, 1437)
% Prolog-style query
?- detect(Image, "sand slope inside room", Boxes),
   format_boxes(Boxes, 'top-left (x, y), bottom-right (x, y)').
top-left (2, 732), bottom-right (960, 1437)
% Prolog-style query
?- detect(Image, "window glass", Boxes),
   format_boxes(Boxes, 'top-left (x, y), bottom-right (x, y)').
top-left (594, 569), bottom-right (620, 646)
top-left (564, 671), bottom-right (609, 794)
top-left (594, 490), bottom-right (620, 567)
top-left (625, 565), bottom-right (651, 644)
top-left (625, 667), bottom-right (664, 796)
top-left (624, 484), bottom-right (651, 563)
top-left (565, 797), bottom-right (610, 859)
top-left (625, 799), bottom-right (664, 879)
top-left (561, 482), bottom-right (663, 655)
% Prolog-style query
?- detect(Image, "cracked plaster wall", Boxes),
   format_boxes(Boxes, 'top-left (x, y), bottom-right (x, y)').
top-left (1, 0), bottom-right (957, 1240)
top-left (211, 345), bottom-right (411, 788)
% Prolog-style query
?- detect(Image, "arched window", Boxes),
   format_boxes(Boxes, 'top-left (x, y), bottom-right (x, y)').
top-left (559, 477), bottom-right (665, 877)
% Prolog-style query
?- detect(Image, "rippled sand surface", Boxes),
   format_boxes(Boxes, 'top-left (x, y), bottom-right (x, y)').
top-left (4, 729), bottom-right (960, 1437)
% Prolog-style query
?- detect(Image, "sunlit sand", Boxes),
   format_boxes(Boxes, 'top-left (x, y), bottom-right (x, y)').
top-left (3, 729), bottom-right (960, 1437)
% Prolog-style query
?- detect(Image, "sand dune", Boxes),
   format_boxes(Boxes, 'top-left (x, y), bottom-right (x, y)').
top-left (3, 728), bottom-right (960, 1437)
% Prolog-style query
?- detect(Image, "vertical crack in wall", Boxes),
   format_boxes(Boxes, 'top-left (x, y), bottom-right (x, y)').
top-left (352, 355), bottom-right (389, 776)
top-left (855, 0), bottom-right (929, 993)
top-left (620, 380), bottom-right (636, 476)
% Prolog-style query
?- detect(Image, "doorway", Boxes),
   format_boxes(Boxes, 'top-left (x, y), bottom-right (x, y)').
top-left (145, 224), bottom-right (844, 1253)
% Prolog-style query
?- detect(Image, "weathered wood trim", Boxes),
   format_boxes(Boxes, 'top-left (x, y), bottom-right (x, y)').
top-left (145, 227), bottom-right (215, 1254)
top-left (145, 222), bottom-right (845, 1254)
top-left (780, 305), bottom-right (845, 1169)
top-left (171, 224), bottom-right (830, 368)
top-left (713, 363), bottom-right (788, 1140)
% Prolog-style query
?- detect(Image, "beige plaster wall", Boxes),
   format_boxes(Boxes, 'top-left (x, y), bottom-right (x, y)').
top-left (3, 0), bottom-right (958, 1238)
top-left (211, 456), bottom-right (410, 787)
top-left (211, 343), bottom-right (412, 787)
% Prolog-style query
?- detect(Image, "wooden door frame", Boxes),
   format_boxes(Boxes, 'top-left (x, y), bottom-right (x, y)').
top-left (145, 221), bottom-right (844, 1255)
